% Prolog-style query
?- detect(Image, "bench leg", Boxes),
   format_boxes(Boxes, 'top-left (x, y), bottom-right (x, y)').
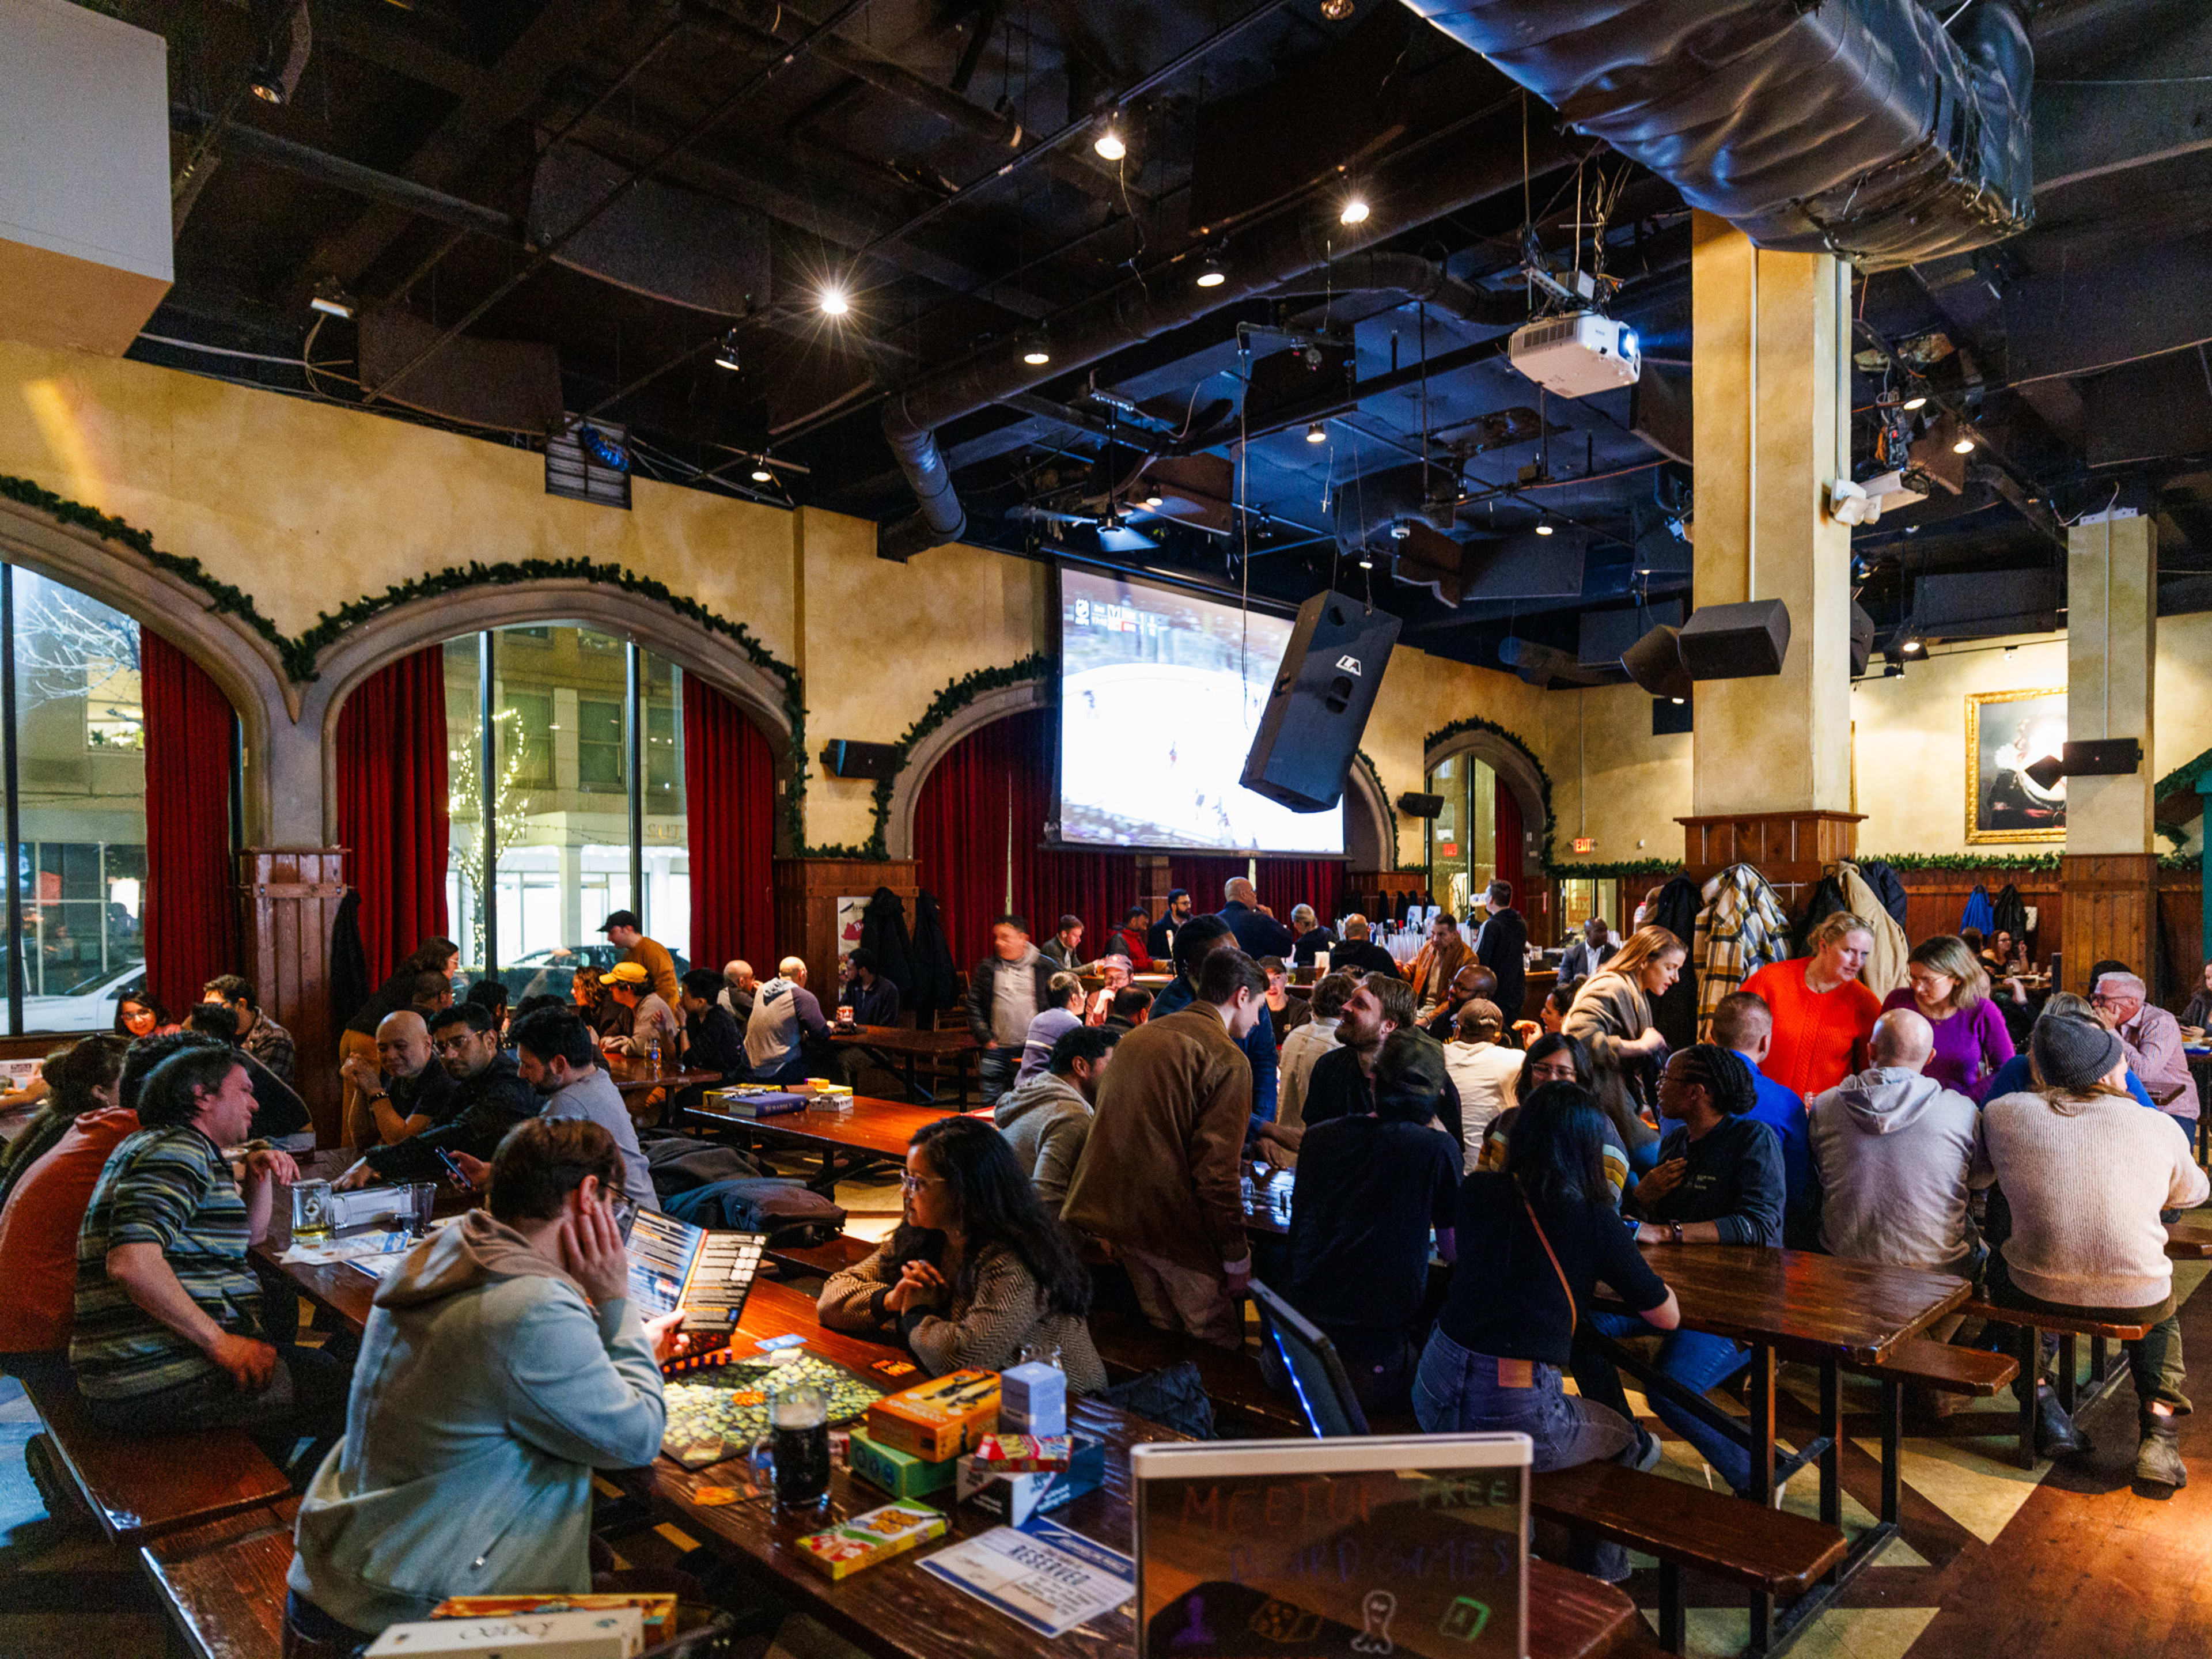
top-left (2091, 1334), bottom-right (2112, 1385)
top-left (1658, 1559), bottom-right (1685, 1654)
top-left (1746, 1344), bottom-right (1776, 1507)
top-left (2017, 1323), bottom-right (2040, 1471)
top-left (2056, 1332), bottom-right (2079, 1417)
top-left (1880, 1378), bottom-right (1902, 1525)
top-left (1819, 1362), bottom-right (1842, 1537)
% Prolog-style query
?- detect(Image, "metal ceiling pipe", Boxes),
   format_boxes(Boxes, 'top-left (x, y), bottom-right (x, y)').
top-left (877, 107), bottom-right (1573, 560)
top-left (1397, 0), bottom-right (2035, 271)
top-left (1266, 251), bottom-right (1529, 331)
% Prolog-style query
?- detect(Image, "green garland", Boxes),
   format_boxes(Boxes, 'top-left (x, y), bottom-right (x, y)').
top-left (2154, 744), bottom-right (2212, 802)
top-left (1422, 715), bottom-right (1564, 874)
top-left (1549, 858), bottom-right (1683, 880)
top-left (1353, 749), bottom-right (1396, 870)
top-left (1859, 852), bottom-right (2062, 872)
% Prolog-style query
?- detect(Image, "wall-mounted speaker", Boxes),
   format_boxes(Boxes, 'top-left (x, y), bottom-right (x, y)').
top-left (820, 739), bottom-right (902, 780)
top-left (1850, 600), bottom-right (1877, 678)
top-left (1677, 599), bottom-right (1791, 679)
top-left (1622, 624), bottom-right (1692, 700)
top-left (1241, 589), bottom-right (1401, 812)
top-left (1397, 791), bottom-right (1445, 819)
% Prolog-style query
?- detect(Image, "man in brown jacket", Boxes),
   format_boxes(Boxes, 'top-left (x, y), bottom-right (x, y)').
top-left (1061, 948), bottom-right (1268, 1348)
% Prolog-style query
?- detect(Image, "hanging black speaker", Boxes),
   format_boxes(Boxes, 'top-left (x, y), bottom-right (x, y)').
top-left (1621, 624), bottom-right (1693, 700)
top-left (1241, 589), bottom-right (1401, 813)
top-left (1677, 599), bottom-right (1791, 679)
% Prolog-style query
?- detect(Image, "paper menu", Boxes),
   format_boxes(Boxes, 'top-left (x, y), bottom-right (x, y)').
top-left (916, 1518), bottom-right (1133, 1638)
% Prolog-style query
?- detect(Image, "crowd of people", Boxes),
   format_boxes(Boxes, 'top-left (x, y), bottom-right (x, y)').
top-left (0, 875), bottom-right (2207, 1645)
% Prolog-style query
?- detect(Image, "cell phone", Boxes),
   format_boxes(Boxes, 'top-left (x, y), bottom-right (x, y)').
top-left (608, 1191), bottom-right (640, 1241)
top-left (433, 1145), bottom-right (474, 1191)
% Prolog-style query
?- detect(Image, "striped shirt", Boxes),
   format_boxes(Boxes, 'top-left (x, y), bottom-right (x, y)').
top-left (70, 1125), bottom-right (262, 1400)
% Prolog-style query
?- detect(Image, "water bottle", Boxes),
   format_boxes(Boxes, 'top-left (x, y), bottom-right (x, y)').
top-left (646, 1035), bottom-right (663, 1073)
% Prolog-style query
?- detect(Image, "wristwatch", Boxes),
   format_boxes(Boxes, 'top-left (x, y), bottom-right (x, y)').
top-left (1669, 1222), bottom-right (1684, 1244)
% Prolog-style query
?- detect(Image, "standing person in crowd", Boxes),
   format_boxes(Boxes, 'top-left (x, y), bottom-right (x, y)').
top-left (1980, 1016), bottom-right (2209, 1485)
top-left (1297, 975), bottom-right (1449, 1138)
top-left (1283, 1031), bottom-right (1463, 1417)
top-left (343, 1003), bottom-right (537, 1187)
top-left (1474, 881), bottom-right (1529, 1031)
top-left (1415, 1081), bottom-right (1678, 1584)
top-left (1289, 904), bottom-right (1338, 968)
top-left (1331, 915), bottom-right (1402, 978)
top-left (337, 935), bottom-right (459, 1147)
top-left (1559, 916), bottom-right (1617, 983)
top-left (823, 1116), bottom-right (1106, 1388)
top-left (839, 947), bottom-right (902, 1028)
top-left (342, 1011), bottom-right (456, 1150)
top-left (1272, 972), bottom-right (1354, 1167)
top-left (1425, 964), bottom-right (1499, 1041)
top-left (1563, 926), bottom-right (1681, 1173)
top-left (1672, 993), bottom-right (1817, 1249)
top-left (599, 910), bottom-right (679, 1004)
top-left (1583, 1045), bottom-right (1782, 1499)
top-left (1984, 993), bottom-right (2161, 1109)
top-left (115, 993), bottom-right (176, 1041)
top-left (1217, 877), bottom-right (1295, 959)
top-left (286, 1119), bottom-right (676, 1648)
top-left (1261, 957), bottom-right (1309, 1041)
top-left (1879, 935), bottom-right (2015, 1101)
top-left (2181, 959), bottom-right (2212, 1032)
top-left (1062, 948), bottom-right (1270, 1347)
top-left (0, 1035), bottom-right (130, 1213)
top-left (1039, 916), bottom-right (1088, 973)
top-left (1104, 986), bottom-right (1153, 1032)
top-left (1146, 889), bottom-right (1194, 963)
top-left (1443, 1000), bottom-right (1521, 1172)
top-left (1017, 973), bottom-right (1087, 1084)
top-left (71, 1045), bottom-right (346, 1456)
top-left (1085, 956), bottom-right (1134, 1024)
top-left (185, 1003), bottom-right (313, 1147)
top-left (678, 968), bottom-right (747, 1078)
top-left (199, 976), bottom-right (294, 1083)
top-left (1408, 912), bottom-right (1474, 1020)
top-left (995, 1025), bottom-right (1120, 1208)
top-left (598, 961), bottom-right (679, 1060)
top-left (747, 957), bottom-right (832, 1085)
top-left (965, 915), bottom-right (1058, 1106)
top-left (506, 1007), bottom-right (658, 1212)
top-left (2092, 970), bottom-right (2202, 1124)
top-left (1807, 1009), bottom-right (1988, 1365)
top-left (1104, 907), bottom-right (1154, 972)
top-left (1741, 911), bottom-right (1882, 1099)
top-left (408, 971), bottom-right (456, 1024)
top-left (1149, 916), bottom-right (1278, 1131)
top-left (719, 960), bottom-right (759, 1024)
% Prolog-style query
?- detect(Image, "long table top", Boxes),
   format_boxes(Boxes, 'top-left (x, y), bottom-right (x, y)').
top-left (1601, 1244), bottom-right (1969, 1366)
top-left (685, 1094), bottom-right (971, 1159)
top-left (828, 1025), bottom-right (979, 1056)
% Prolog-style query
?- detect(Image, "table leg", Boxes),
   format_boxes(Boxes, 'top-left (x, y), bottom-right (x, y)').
top-left (1747, 1343), bottom-right (1776, 1505)
top-left (2091, 1334), bottom-right (2111, 1385)
top-left (2017, 1323), bottom-right (2040, 1471)
top-left (1880, 1378), bottom-right (1902, 1524)
top-left (1658, 1560), bottom-right (1685, 1654)
top-left (2056, 1332), bottom-right (2079, 1417)
top-left (1818, 1362), bottom-right (1842, 1536)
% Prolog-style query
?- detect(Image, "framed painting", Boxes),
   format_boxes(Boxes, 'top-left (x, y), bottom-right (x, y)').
top-left (1967, 688), bottom-right (2067, 843)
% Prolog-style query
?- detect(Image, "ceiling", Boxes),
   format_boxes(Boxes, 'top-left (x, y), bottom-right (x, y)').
top-left (112, 0), bottom-right (2212, 679)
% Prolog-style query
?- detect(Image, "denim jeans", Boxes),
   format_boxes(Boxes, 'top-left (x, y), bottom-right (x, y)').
top-left (1581, 1313), bottom-right (1753, 1496)
top-left (1414, 1328), bottom-right (1643, 1581)
top-left (1978, 1251), bottom-right (2189, 1424)
top-left (978, 1044), bottom-right (1021, 1106)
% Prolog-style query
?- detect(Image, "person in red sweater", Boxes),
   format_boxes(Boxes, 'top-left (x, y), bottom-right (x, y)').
top-left (1740, 911), bottom-right (1883, 1099)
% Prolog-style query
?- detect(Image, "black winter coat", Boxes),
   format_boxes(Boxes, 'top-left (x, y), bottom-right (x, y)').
top-left (859, 887), bottom-right (918, 1010)
top-left (1646, 874), bottom-right (1703, 1052)
top-left (908, 890), bottom-right (961, 1020)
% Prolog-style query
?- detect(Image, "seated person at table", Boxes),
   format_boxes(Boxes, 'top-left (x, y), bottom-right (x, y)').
top-left (200, 974), bottom-right (296, 1083)
top-left (1016, 972), bottom-right (1086, 1085)
top-left (839, 946), bottom-right (902, 1028)
top-left (574, 966), bottom-right (626, 1041)
top-left (2183, 959), bottom-right (2212, 1033)
top-left (1407, 911), bottom-right (1473, 1021)
top-left (1105, 906), bottom-right (1154, 972)
top-left (747, 957), bottom-right (832, 1085)
top-left (1103, 986), bottom-right (1152, 1032)
top-left (462, 976), bottom-right (510, 1039)
top-left (1879, 935), bottom-right (2015, 1102)
top-left (287, 1119), bottom-right (679, 1647)
top-left (506, 1007), bottom-right (659, 1213)
top-left (1661, 992), bottom-right (1816, 1249)
top-left (1478, 1035), bottom-right (1631, 1204)
top-left (719, 959), bottom-right (759, 1024)
top-left (338, 936), bottom-right (459, 1143)
top-left (678, 968), bottom-right (747, 1078)
top-left (821, 1115), bottom-right (1106, 1390)
top-left (1039, 914), bottom-right (1088, 973)
top-left (995, 1025), bottom-right (1120, 1209)
top-left (599, 961), bottom-right (679, 1059)
top-left (1330, 914), bottom-right (1402, 979)
top-left (0, 1034), bottom-right (129, 1213)
top-left (1984, 993), bottom-right (2160, 1109)
top-left (1558, 915), bottom-right (1617, 984)
top-left (1979, 1015), bottom-right (2210, 1486)
top-left (1442, 999), bottom-right (1519, 1172)
top-left (1580, 1044), bottom-right (1783, 1501)
top-left (1288, 903), bottom-right (1336, 968)
top-left (1271, 971), bottom-right (1355, 1169)
top-left (1218, 876), bottom-right (1295, 959)
top-left (1290, 975), bottom-right (1463, 1153)
top-left (2093, 969), bottom-right (2201, 1124)
top-left (1422, 963), bottom-right (1498, 1041)
top-left (1145, 888), bottom-right (1194, 964)
top-left (0, 1036), bottom-right (131, 1385)
top-left (1808, 1009), bottom-right (1987, 1351)
top-left (343, 1003), bottom-right (538, 1187)
top-left (1416, 1081), bottom-right (1677, 1584)
top-left (1283, 1031), bottom-right (1462, 1418)
top-left (1084, 955), bottom-right (1134, 1025)
top-left (1151, 916), bottom-right (1278, 1131)
top-left (1262, 957), bottom-right (1309, 1041)
top-left (71, 1044), bottom-right (346, 1453)
top-left (339, 1011), bottom-right (454, 1149)
top-left (183, 1002), bottom-right (313, 1149)
top-left (1062, 948), bottom-right (1269, 1347)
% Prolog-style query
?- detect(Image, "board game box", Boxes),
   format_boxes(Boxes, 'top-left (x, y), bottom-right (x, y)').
top-left (866, 1368), bottom-right (1000, 1461)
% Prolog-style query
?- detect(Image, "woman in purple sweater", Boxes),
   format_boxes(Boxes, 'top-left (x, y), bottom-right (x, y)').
top-left (1880, 935), bottom-right (2014, 1100)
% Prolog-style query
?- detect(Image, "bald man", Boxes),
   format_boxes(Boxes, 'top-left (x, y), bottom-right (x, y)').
top-left (1216, 877), bottom-right (1294, 959)
top-left (720, 959), bottom-right (759, 1023)
top-left (1808, 1007), bottom-right (1991, 1286)
top-left (745, 956), bottom-right (831, 1084)
top-left (339, 1010), bottom-right (456, 1147)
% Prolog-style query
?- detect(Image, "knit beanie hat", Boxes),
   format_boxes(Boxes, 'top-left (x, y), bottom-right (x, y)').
top-left (2031, 1014), bottom-right (2124, 1093)
top-left (1373, 1029), bottom-right (1449, 1123)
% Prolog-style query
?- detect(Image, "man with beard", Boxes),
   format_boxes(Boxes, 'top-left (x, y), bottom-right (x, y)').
top-left (342, 1003), bottom-right (535, 1187)
top-left (483, 1007), bottom-right (658, 1212)
top-left (1145, 889), bottom-right (1195, 964)
top-left (1267, 974), bottom-right (1464, 1155)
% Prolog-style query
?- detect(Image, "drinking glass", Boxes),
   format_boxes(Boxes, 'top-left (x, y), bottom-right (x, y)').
top-left (290, 1179), bottom-right (334, 1243)
top-left (755, 1381), bottom-right (831, 1509)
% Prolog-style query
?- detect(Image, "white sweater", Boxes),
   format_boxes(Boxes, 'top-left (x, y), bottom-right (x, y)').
top-left (1981, 1090), bottom-right (2210, 1308)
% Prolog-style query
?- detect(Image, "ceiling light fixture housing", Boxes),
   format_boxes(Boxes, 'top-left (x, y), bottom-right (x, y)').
top-left (1535, 521), bottom-right (1555, 536)
top-left (1094, 116), bottom-right (1127, 161)
top-left (1305, 422), bottom-right (1327, 444)
top-left (1339, 194), bottom-right (1370, 226)
top-left (751, 466), bottom-right (774, 484)
top-left (1194, 253), bottom-right (1226, 289)
top-left (714, 329), bottom-right (741, 371)
top-left (1952, 435), bottom-right (1975, 454)
top-left (1902, 393), bottom-right (1928, 410)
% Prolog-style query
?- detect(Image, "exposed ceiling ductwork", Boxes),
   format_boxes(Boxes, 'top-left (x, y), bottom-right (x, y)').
top-left (1397, 0), bottom-right (2036, 271)
top-left (876, 107), bottom-right (1574, 561)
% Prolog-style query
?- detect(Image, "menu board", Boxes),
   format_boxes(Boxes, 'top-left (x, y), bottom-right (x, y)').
top-left (1129, 1435), bottom-right (1531, 1659)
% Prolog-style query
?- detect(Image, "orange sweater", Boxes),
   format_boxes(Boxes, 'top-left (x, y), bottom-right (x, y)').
top-left (1739, 958), bottom-right (1881, 1099)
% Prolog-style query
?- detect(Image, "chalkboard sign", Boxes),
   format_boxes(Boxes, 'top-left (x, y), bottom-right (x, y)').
top-left (1130, 1434), bottom-right (1531, 1659)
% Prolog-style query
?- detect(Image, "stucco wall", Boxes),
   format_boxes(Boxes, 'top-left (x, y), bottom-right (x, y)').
top-left (1362, 641), bottom-right (1549, 866)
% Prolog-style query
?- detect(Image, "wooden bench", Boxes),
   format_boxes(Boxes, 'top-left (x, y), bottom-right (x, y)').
top-left (1959, 1298), bottom-right (2155, 1468)
top-left (1088, 1310), bottom-right (1318, 1439)
top-left (140, 1498), bottom-right (298, 1659)
top-left (1531, 1461), bottom-right (1848, 1654)
top-left (764, 1233), bottom-right (875, 1279)
top-left (20, 1370), bottom-right (292, 1544)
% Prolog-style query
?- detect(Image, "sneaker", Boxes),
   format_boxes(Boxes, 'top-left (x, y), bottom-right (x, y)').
top-left (1628, 1427), bottom-right (1664, 1474)
top-left (2135, 1419), bottom-right (2188, 1490)
top-left (2036, 1387), bottom-right (2088, 1457)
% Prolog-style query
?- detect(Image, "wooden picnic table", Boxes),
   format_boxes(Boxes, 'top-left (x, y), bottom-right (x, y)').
top-left (644, 1281), bottom-right (1643, 1659)
top-left (605, 1054), bottom-right (726, 1100)
top-left (684, 1093), bottom-right (987, 1193)
top-left (827, 1025), bottom-right (978, 1104)
top-left (251, 1147), bottom-right (472, 1338)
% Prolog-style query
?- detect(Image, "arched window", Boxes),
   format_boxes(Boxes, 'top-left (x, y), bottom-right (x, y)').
top-left (1426, 752), bottom-right (1498, 917)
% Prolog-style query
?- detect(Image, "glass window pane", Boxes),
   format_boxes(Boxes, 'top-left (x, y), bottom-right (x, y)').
top-left (444, 633), bottom-right (488, 976)
top-left (1427, 755), bottom-right (1467, 918)
top-left (641, 651), bottom-right (687, 963)
top-left (575, 697), bottom-right (624, 793)
top-left (12, 569), bottom-right (147, 1033)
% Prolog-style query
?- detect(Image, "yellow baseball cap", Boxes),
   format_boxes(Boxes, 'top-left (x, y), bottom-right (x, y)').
top-left (600, 961), bottom-right (651, 987)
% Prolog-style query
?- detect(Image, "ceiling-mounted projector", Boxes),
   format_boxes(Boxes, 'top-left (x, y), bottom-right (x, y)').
top-left (1508, 312), bottom-right (1641, 399)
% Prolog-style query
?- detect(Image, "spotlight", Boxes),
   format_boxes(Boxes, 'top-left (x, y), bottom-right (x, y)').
top-left (1535, 521), bottom-right (1555, 536)
top-left (1320, 0), bottom-right (1354, 17)
top-left (1669, 696), bottom-right (1685, 705)
top-left (1195, 253), bottom-right (1226, 289)
top-left (1902, 394), bottom-right (1928, 411)
top-left (751, 466), bottom-right (774, 484)
top-left (248, 0), bottom-right (312, 105)
top-left (1951, 435), bottom-right (1975, 454)
top-left (819, 285), bottom-right (851, 316)
top-left (1357, 552), bottom-right (1373, 569)
top-left (1305, 422), bottom-right (1327, 444)
top-left (714, 329), bottom-right (741, 372)
top-left (1093, 116), bottom-right (1127, 161)
top-left (1143, 493), bottom-right (1164, 509)
top-left (1902, 637), bottom-right (1924, 654)
top-left (1339, 194), bottom-right (1370, 226)
top-left (1021, 341), bottom-right (1051, 366)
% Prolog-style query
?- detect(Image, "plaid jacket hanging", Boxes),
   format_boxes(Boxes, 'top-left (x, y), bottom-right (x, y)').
top-left (1694, 863), bottom-right (1791, 1040)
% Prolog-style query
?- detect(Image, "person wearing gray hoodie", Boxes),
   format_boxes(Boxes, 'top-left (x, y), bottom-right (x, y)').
top-left (994, 1025), bottom-right (1119, 1206)
top-left (286, 1118), bottom-right (672, 1646)
top-left (1807, 1008), bottom-right (1991, 1279)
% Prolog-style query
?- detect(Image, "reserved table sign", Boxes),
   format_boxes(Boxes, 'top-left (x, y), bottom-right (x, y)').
top-left (1130, 1435), bottom-right (1531, 1659)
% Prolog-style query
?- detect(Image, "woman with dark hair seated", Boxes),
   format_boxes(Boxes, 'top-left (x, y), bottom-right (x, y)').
top-left (1477, 1034), bottom-right (1633, 1205)
top-left (1415, 1080), bottom-right (1679, 1583)
top-left (113, 992), bottom-right (176, 1041)
top-left (1580, 1043), bottom-right (1785, 1500)
top-left (820, 1115), bottom-right (1106, 1391)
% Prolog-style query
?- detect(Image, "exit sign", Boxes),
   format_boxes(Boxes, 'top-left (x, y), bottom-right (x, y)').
top-left (1572, 836), bottom-right (1596, 854)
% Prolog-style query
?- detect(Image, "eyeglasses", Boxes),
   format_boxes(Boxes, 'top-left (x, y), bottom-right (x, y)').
top-left (899, 1173), bottom-right (944, 1194)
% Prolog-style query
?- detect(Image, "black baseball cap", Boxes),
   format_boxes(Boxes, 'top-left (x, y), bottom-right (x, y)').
top-left (599, 910), bottom-right (642, 932)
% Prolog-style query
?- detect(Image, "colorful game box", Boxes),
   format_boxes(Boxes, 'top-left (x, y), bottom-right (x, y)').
top-left (971, 1434), bottom-right (1071, 1473)
top-left (865, 1369), bottom-right (1000, 1461)
top-left (847, 1427), bottom-right (962, 1500)
top-left (796, 1500), bottom-right (950, 1580)
top-left (429, 1597), bottom-right (676, 1643)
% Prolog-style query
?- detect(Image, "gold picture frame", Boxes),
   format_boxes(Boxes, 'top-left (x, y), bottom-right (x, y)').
top-left (1965, 687), bottom-right (2067, 843)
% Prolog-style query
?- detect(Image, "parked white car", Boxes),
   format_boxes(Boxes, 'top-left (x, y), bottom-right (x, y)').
top-left (21, 961), bottom-right (144, 1035)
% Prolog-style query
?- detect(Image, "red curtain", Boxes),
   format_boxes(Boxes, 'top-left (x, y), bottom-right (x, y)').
top-left (1495, 776), bottom-right (1525, 907)
top-left (141, 632), bottom-right (238, 1017)
top-left (1260, 859), bottom-right (1343, 924)
top-left (684, 676), bottom-right (775, 973)
top-left (335, 649), bottom-right (450, 988)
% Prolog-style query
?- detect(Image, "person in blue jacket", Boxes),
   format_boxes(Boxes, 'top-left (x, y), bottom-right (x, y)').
top-left (1215, 876), bottom-right (1296, 960)
top-left (1147, 914), bottom-right (1277, 1131)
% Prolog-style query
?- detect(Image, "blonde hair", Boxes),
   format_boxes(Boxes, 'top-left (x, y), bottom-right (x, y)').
top-left (2028, 995), bottom-right (2133, 1113)
top-left (1907, 934), bottom-right (1987, 1011)
top-left (1607, 925), bottom-right (1685, 983)
top-left (1806, 910), bottom-right (1875, 955)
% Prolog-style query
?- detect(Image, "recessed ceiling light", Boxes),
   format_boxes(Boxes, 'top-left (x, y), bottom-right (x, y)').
top-left (1535, 522), bottom-right (1554, 536)
top-left (1952, 436), bottom-right (1975, 454)
top-left (1320, 0), bottom-right (1354, 17)
top-left (1305, 422), bottom-right (1327, 444)
top-left (1195, 254), bottom-right (1226, 289)
top-left (1902, 394), bottom-right (1927, 410)
top-left (1094, 117), bottom-right (1126, 161)
top-left (819, 285), bottom-right (850, 316)
top-left (1022, 344), bottom-right (1051, 366)
top-left (1339, 195), bottom-right (1370, 226)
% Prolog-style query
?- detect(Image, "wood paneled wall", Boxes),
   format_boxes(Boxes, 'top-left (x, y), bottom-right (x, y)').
top-left (772, 858), bottom-right (920, 1011)
top-left (238, 849), bottom-right (347, 1145)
